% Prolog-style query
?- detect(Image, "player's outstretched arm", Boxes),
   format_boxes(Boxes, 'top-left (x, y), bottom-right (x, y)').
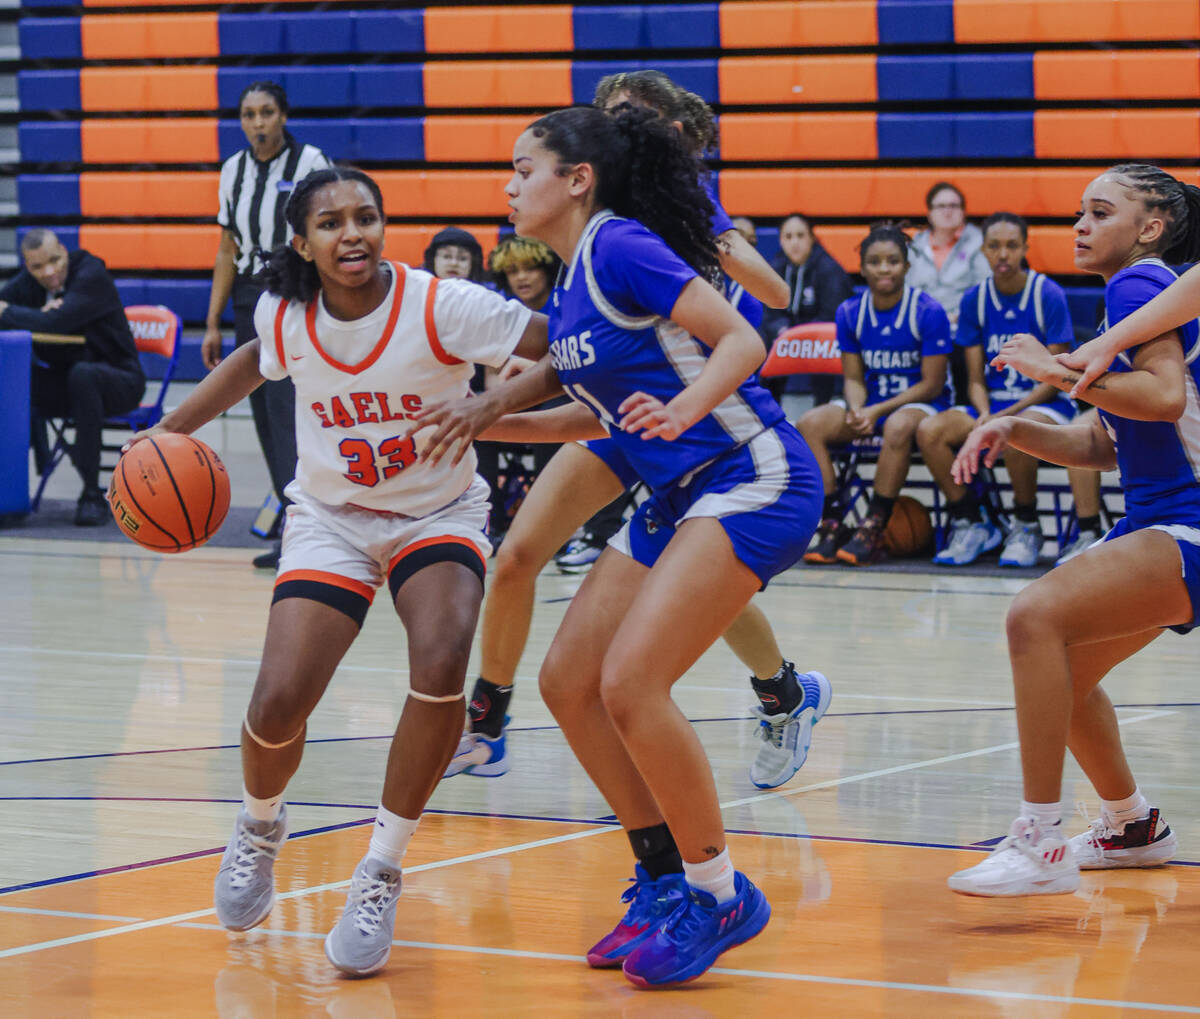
top-left (621, 277), bottom-right (764, 441)
top-left (124, 339), bottom-right (265, 450)
top-left (409, 353), bottom-right (564, 467)
top-left (715, 228), bottom-right (790, 308)
top-left (996, 332), bottom-right (1186, 423)
top-left (1058, 263), bottom-right (1200, 397)
top-left (479, 403), bottom-right (607, 444)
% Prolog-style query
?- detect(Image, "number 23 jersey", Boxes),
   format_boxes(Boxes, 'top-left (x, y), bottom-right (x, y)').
top-left (256, 261), bottom-right (529, 516)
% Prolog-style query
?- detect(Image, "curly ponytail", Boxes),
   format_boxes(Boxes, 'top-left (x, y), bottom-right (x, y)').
top-left (1108, 163), bottom-right (1200, 264)
top-left (527, 105), bottom-right (719, 281)
top-left (592, 68), bottom-right (718, 155)
top-left (254, 166), bottom-right (385, 304)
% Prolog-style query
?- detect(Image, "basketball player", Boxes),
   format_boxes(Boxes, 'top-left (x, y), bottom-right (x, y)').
top-left (444, 69), bottom-right (829, 795)
top-left (948, 164), bottom-right (1200, 896)
top-left (917, 212), bottom-right (1075, 567)
top-left (127, 167), bottom-right (548, 973)
top-left (461, 104), bottom-right (824, 988)
top-left (796, 224), bottom-right (953, 566)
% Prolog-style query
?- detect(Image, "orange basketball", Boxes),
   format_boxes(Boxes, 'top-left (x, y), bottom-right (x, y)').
top-left (109, 434), bottom-right (231, 553)
top-left (882, 495), bottom-right (934, 557)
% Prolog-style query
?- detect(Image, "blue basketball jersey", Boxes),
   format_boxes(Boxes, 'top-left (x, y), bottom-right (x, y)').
top-left (956, 271), bottom-right (1074, 405)
top-left (702, 174), bottom-right (734, 237)
top-left (835, 286), bottom-right (952, 406)
top-left (1096, 259), bottom-right (1200, 529)
top-left (548, 211), bottom-right (785, 490)
top-left (725, 278), bottom-right (764, 331)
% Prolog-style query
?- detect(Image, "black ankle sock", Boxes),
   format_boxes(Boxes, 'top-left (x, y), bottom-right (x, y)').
top-left (867, 494), bottom-right (895, 521)
top-left (628, 823), bottom-right (683, 879)
top-left (822, 494), bottom-right (842, 520)
top-left (1014, 502), bottom-right (1039, 524)
top-left (468, 677), bottom-right (512, 738)
top-left (947, 494), bottom-right (981, 522)
top-left (751, 661), bottom-right (802, 715)
top-left (1077, 514), bottom-right (1101, 534)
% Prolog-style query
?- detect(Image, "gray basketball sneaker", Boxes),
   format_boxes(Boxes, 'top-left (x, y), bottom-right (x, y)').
top-left (214, 805), bottom-right (288, 931)
top-left (324, 854), bottom-right (403, 976)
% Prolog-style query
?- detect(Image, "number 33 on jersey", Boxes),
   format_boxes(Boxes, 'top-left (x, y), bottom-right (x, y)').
top-left (255, 261), bottom-right (531, 516)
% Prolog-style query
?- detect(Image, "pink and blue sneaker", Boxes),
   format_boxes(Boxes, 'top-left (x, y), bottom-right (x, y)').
top-left (621, 871), bottom-right (770, 988)
top-left (586, 865), bottom-right (688, 968)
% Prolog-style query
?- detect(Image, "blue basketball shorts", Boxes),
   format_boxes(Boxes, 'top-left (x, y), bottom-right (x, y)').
top-left (578, 437), bottom-right (642, 490)
top-left (1103, 517), bottom-right (1200, 634)
top-left (608, 423), bottom-right (822, 589)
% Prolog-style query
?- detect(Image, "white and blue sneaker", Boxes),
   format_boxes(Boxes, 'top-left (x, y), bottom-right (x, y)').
top-left (443, 728), bottom-right (509, 777)
top-left (556, 538), bottom-right (603, 574)
top-left (749, 671), bottom-right (832, 789)
top-left (999, 522), bottom-right (1044, 567)
top-left (1055, 528), bottom-right (1102, 566)
top-left (933, 519), bottom-right (1003, 566)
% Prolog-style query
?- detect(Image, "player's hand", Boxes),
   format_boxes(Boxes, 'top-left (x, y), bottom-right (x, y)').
top-left (618, 392), bottom-right (689, 441)
top-left (405, 393), bottom-right (496, 467)
top-left (41, 297), bottom-right (63, 312)
top-left (1055, 337), bottom-right (1116, 399)
top-left (952, 417), bottom-right (1015, 485)
top-left (201, 326), bottom-right (224, 371)
top-left (121, 424), bottom-right (170, 454)
top-left (498, 355), bottom-right (535, 382)
top-left (991, 333), bottom-right (1053, 384)
top-left (846, 407), bottom-right (874, 437)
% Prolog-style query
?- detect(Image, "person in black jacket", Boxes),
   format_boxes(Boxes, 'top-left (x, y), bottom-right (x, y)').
top-left (761, 213), bottom-right (854, 406)
top-left (0, 230), bottom-right (144, 525)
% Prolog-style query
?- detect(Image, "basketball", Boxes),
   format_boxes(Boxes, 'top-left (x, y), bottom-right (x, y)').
top-left (882, 496), bottom-right (933, 557)
top-left (109, 433), bottom-right (231, 553)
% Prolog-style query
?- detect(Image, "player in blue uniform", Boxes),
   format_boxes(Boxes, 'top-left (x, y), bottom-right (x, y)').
top-left (948, 163), bottom-right (1200, 896)
top-left (797, 224), bottom-right (953, 565)
top-left (917, 212), bottom-right (1076, 567)
top-left (444, 70), bottom-right (828, 796)
top-left (472, 103), bottom-right (823, 986)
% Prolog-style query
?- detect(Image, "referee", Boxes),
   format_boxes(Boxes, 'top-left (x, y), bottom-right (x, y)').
top-left (202, 81), bottom-right (331, 568)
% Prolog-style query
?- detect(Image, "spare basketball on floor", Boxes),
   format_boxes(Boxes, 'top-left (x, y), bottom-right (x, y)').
top-left (109, 434), bottom-right (231, 552)
top-left (882, 495), bottom-right (934, 557)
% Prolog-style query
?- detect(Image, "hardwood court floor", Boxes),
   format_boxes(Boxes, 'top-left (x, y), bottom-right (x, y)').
top-left (1, 536), bottom-right (1197, 1017)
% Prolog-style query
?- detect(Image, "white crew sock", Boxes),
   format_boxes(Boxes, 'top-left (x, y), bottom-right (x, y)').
top-left (683, 847), bottom-right (737, 904)
top-left (368, 805), bottom-right (420, 869)
top-left (1101, 788), bottom-right (1150, 829)
top-left (1020, 800), bottom-right (1063, 840)
top-left (242, 787), bottom-right (283, 824)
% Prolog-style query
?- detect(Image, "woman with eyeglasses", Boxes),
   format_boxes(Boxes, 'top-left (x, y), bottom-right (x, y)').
top-left (906, 181), bottom-right (991, 325)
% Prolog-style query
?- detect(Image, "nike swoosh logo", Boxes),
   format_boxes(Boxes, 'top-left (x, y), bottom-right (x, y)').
top-left (290, 355), bottom-right (305, 361)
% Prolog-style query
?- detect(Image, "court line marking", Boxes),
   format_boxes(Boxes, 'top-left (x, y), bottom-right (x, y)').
top-left (0, 710), bottom-right (1179, 958)
top-left (722, 709), bottom-right (1174, 810)
top-left (138, 925), bottom-right (1200, 1014)
top-left (0, 825), bottom-right (620, 960)
top-left (0, 905), bottom-right (143, 922)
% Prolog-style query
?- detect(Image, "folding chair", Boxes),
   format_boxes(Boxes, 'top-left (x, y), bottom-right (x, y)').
top-left (31, 305), bottom-right (182, 511)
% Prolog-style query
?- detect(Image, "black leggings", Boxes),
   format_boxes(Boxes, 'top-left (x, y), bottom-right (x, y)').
top-left (32, 360), bottom-right (144, 491)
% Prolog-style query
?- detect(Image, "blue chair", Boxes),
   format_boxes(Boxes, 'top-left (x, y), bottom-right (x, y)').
top-left (32, 305), bottom-right (182, 511)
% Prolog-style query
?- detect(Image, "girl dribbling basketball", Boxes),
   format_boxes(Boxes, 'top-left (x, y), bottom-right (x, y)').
top-left (128, 167), bottom-right (547, 973)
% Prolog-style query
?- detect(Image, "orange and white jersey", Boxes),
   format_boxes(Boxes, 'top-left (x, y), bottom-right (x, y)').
top-left (256, 261), bottom-right (530, 516)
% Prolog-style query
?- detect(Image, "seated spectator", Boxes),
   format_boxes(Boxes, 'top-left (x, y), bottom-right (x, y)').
top-left (0, 230), bottom-right (145, 525)
top-left (916, 212), bottom-right (1076, 567)
top-left (762, 213), bottom-right (854, 406)
top-left (906, 182), bottom-right (990, 326)
top-left (423, 227), bottom-right (486, 284)
top-left (483, 236), bottom-right (565, 542)
top-left (796, 223), bottom-right (952, 566)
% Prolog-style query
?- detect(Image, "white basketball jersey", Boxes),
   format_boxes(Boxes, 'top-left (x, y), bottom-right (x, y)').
top-left (255, 262), bottom-right (530, 516)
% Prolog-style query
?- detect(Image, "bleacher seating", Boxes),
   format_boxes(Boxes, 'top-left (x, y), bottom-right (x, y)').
top-left (12, 0), bottom-right (1200, 373)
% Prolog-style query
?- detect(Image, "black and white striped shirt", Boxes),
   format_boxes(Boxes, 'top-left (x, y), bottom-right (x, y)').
top-left (217, 138), bottom-right (331, 277)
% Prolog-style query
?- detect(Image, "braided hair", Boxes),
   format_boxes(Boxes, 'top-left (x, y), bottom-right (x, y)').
top-left (592, 69), bottom-right (718, 156)
top-left (256, 166), bottom-right (385, 304)
top-left (237, 81), bottom-right (296, 150)
top-left (526, 105), bottom-right (719, 281)
top-left (1108, 163), bottom-right (1200, 264)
